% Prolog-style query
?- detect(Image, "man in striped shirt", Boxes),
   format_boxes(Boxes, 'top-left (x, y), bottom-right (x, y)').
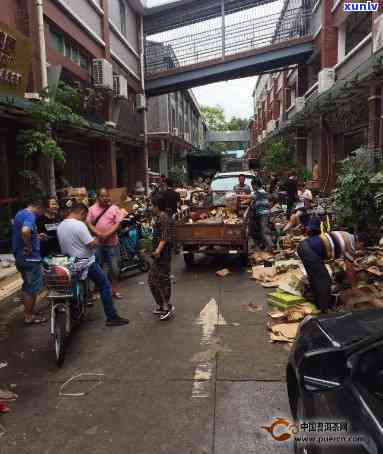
top-left (297, 223), bottom-right (362, 312)
top-left (249, 178), bottom-right (273, 252)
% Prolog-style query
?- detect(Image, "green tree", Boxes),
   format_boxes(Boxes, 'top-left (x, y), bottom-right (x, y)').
top-left (201, 106), bottom-right (249, 154)
top-left (18, 83), bottom-right (89, 196)
top-left (263, 140), bottom-right (294, 174)
top-left (226, 116), bottom-right (249, 131)
top-left (201, 105), bottom-right (226, 131)
top-left (334, 148), bottom-right (377, 232)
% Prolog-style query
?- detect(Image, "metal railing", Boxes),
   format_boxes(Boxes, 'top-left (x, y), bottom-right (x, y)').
top-left (145, 4), bottom-right (313, 76)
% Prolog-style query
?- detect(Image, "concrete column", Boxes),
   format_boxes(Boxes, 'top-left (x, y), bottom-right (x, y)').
top-left (95, 140), bottom-right (117, 189)
top-left (368, 84), bottom-right (381, 152)
top-left (338, 21), bottom-right (346, 62)
top-left (100, 0), bottom-right (111, 59)
top-left (321, 0), bottom-right (338, 68)
top-left (297, 64), bottom-right (308, 97)
top-left (295, 130), bottom-right (307, 169)
top-left (281, 70), bottom-right (288, 121)
top-left (0, 134), bottom-right (9, 198)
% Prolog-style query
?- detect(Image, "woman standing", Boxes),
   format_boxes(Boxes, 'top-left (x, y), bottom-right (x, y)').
top-left (37, 197), bottom-right (62, 258)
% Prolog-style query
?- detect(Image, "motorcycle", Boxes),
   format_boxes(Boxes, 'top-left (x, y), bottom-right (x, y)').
top-left (43, 256), bottom-right (89, 367)
top-left (118, 215), bottom-right (150, 277)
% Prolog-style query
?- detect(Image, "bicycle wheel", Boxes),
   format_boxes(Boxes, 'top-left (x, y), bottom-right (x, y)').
top-left (53, 311), bottom-right (67, 367)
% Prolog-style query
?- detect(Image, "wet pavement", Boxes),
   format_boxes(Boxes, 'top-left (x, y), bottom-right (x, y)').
top-left (0, 255), bottom-right (293, 454)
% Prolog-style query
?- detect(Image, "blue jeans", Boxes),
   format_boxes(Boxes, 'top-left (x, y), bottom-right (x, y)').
top-left (87, 261), bottom-right (118, 321)
top-left (15, 256), bottom-right (43, 297)
top-left (96, 245), bottom-right (120, 280)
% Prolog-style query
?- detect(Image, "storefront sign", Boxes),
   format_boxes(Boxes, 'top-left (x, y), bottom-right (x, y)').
top-left (0, 22), bottom-right (32, 97)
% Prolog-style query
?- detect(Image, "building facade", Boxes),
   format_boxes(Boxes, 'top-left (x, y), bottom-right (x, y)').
top-left (247, 0), bottom-right (383, 191)
top-left (0, 0), bottom-right (147, 202)
top-left (147, 88), bottom-right (207, 177)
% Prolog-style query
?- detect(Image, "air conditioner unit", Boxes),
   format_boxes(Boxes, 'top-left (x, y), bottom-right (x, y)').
top-left (113, 75), bottom-right (128, 99)
top-left (318, 68), bottom-right (335, 93)
top-left (92, 59), bottom-right (113, 90)
top-left (173, 128), bottom-right (179, 136)
top-left (136, 94), bottom-right (146, 111)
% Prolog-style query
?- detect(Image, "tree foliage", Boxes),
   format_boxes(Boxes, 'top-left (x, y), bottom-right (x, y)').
top-left (226, 116), bottom-right (249, 131)
top-left (201, 105), bottom-right (250, 154)
top-left (201, 105), bottom-right (227, 131)
top-left (334, 148), bottom-right (377, 231)
top-left (263, 140), bottom-right (294, 174)
top-left (18, 84), bottom-right (90, 163)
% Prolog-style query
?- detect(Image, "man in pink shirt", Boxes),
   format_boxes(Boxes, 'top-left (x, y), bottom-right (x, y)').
top-left (87, 188), bottom-right (124, 299)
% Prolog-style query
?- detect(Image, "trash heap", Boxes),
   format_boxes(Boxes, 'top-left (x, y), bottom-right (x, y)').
top-left (334, 246), bottom-right (383, 311)
top-left (186, 207), bottom-right (244, 225)
top-left (250, 239), bottom-right (383, 343)
top-left (249, 240), bottom-right (320, 344)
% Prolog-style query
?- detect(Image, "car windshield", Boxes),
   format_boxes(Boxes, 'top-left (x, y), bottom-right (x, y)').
top-left (211, 176), bottom-right (253, 191)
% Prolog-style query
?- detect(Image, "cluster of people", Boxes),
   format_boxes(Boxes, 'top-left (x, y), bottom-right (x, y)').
top-left (233, 172), bottom-right (363, 314)
top-left (11, 182), bottom-right (180, 330)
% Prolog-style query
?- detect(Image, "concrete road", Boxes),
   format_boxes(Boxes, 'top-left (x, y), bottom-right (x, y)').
top-left (0, 255), bottom-right (294, 454)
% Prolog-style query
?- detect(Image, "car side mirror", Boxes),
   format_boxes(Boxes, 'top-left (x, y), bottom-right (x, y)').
top-left (300, 349), bottom-right (349, 393)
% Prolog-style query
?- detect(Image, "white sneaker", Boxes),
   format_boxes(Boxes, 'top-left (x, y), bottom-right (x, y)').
top-left (159, 305), bottom-right (175, 321)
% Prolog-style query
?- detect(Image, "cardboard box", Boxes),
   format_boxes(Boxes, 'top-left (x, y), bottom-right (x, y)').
top-left (109, 188), bottom-right (127, 205)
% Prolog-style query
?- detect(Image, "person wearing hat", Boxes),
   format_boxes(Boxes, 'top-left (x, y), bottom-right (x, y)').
top-left (249, 178), bottom-right (273, 251)
top-left (297, 223), bottom-right (362, 312)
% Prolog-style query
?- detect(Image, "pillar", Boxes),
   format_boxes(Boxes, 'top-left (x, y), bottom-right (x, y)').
top-left (297, 64), bottom-right (308, 97)
top-left (320, 0), bottom-right (338, 69)
top-left (0, 134), bottom-right (9, 198)
top-left (94, 140), bottom-right (117, 189)
top-left (281, 70), bottom-right (288, 122)
top-left (367, 84), bottom-right (381, 152)
top-left (295, 129), bottom-right (307, 169)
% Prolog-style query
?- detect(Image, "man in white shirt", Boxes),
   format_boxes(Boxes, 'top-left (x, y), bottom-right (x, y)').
top-left (57, 203), bottom-right (129, 327)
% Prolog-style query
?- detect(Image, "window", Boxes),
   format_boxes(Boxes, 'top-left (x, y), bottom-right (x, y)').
top-left (119, 0), bottom-right (127, 36)
top-left (345, 13), bottom-right (372, 55)
top-left (211, 176), bottom-right (253, 192)
top-left (49, 26), bottom-right (91, 73)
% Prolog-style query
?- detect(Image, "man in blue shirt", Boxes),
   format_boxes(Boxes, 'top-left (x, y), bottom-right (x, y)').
top-left (12, 199), bottom-right (46, 325)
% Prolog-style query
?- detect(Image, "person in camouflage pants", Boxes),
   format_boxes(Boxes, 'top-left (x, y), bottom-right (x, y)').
top-left (149, 196), bottom-right (176, 321)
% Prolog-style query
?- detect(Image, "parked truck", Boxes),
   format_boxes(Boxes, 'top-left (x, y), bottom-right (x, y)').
top-left (176, 171), bottom-right (254, 268)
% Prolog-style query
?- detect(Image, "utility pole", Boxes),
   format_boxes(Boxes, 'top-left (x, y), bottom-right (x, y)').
top-left (36, 0), bottom-right (56, 197)
top-left (221, 0), bottom-right (225, 60)
top-left (140, 16), bottom-right (149, 195)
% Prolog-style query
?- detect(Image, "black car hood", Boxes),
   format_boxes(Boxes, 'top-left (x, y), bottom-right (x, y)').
top-left (318, 309), bottom-right (383, 348)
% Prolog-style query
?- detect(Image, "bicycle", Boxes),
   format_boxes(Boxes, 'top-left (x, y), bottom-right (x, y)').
top-left (43, 257), bottom-right (89, 367)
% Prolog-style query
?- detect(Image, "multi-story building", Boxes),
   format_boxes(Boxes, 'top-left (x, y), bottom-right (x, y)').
top-left (247, 0), bottom-right (383, 191)
top-left (147, 88), bottom-right (207, 176)
top-left (0, 0), bottom-right (147, 200)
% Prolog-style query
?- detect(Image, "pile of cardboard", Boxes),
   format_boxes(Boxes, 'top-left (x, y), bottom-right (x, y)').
top-left (62, 187), bottom-right (89, 205)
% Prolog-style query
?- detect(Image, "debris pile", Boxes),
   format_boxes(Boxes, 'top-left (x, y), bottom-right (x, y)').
top-left (187, 207), bottom-right (244, 225)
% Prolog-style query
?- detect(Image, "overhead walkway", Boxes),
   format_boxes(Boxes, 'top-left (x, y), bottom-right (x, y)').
top-left (143, 0), bottom-right (314, 96)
